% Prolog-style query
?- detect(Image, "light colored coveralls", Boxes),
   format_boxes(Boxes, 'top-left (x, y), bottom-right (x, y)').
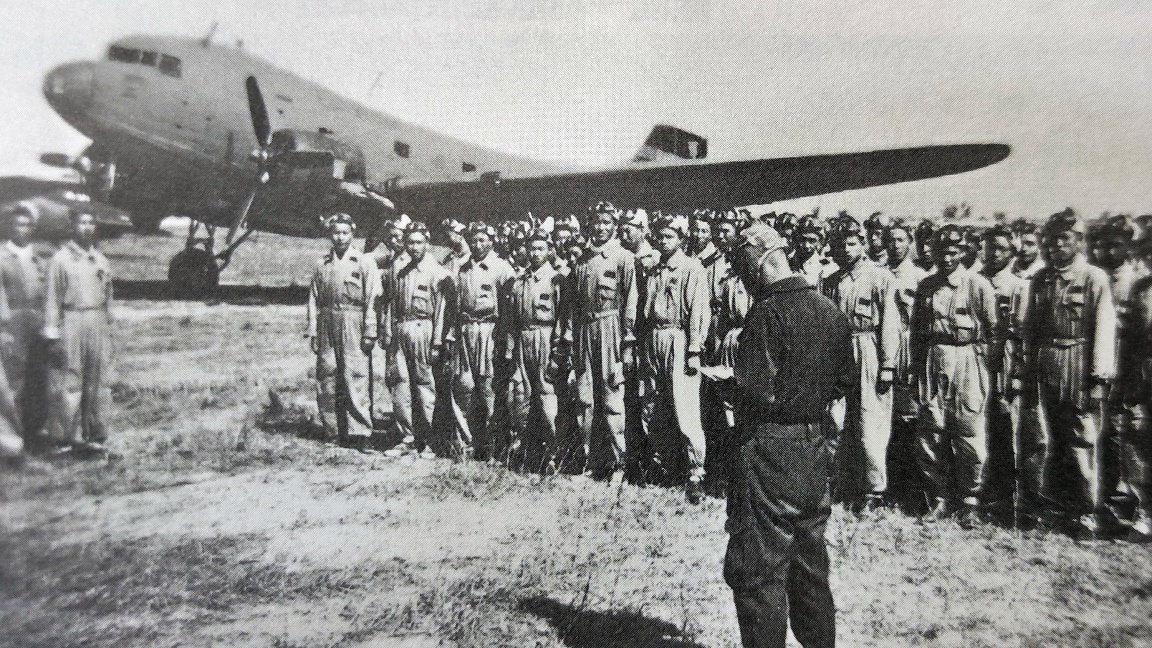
top-left (823, 260), bottom-right (900, 497)
top-left (43, 241), bottom-right (113, 444)
top-left (448, 253), bottom-right (516, 453)
top-left (639, 248), bottom-right (710, 481)
top-left (0, 241), bottom-right (47, 444)
top-left (307, 246), bottom-right (380, 438)
top-left (569, 238), bottom-right (637, 473)
top-left (506, 261), bottom-right (564, 466)
top-left (912, 267), bottom-right (998, 506)
top-left (381, 254), bottom-right (451, 450)
top-left (1022, 255), bottom-right (1116, 517)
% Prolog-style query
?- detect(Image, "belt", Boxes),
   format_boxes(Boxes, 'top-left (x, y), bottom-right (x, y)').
top-left (63, 305), bottom-right (106, 312)
top-left (746, 420), bottom-right (824, 440)
top-left (518, 322), bottom-right (555, 331)
top-left (460, 315), bottom-right (497, 324)
top-left (649, 322), bottom-right (682, 331)
top-left (581, 310), bottom-right (618, 324)
top-left (1042, 337), bottom-right (1086, 348)
top-left (927, 335), bottom-right (977, 347)
top-left (396, 315), bottom-right (432, 323)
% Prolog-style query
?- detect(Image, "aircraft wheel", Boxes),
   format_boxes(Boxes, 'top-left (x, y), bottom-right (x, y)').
top-left (168, 248), bottom-right (220, 298)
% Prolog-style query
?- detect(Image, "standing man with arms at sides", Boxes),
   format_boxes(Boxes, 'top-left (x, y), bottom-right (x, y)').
top-left (569, 201), bottom-right (638, 479)
top-left (381, 222), bottom-right (453, 459)
top-left (1020, 209), bottom-right (1116, 538)
top-left (447, 222), bottom-right (516, 460)
top-left (910, 225), bottom-right (997, 524)
top-left (639, 214), bottom-right (710, 502)
top-left (505, 229), bottom-right (565, 472)
top-left (885, 218), bottom-right (928, 505)
top-left (823, 219), bottom-right (900, 510)
top-left (305, 213), bottom-right (380, 451)
top-left (725, 223), bottom-right (852, 648)
top-left (980, 225), bottom-right (1034, 521)
top-left (1125, 235), bottom-right (1152, 540)
top-left (43, 209), bottom-right (114, 457)
top-left (619, 207), bottom-right (658, 482)
top-left (369, 213), bottom-right (411, 426)
top-left (0, 206), bottom-right (48, 450)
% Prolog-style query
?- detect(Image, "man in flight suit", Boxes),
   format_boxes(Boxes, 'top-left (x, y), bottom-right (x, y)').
top-left (381, 222), bottom-right (452, 458)
top-left (619, 208), bottom-right (659, 482)
top-left (306, 213), bottom-right (380, 450)
top-left (448, 222), bottom-right (516, 459)
top-left (1021, 209), bottom-right (1116, 537)
top-left (911, 225), bottom-right (998, 523)
top-left (725, 223), bottom-right (852, 648)
top-left (506, 229), bottom-right (565, 471)
top-left (824, 219), bottom-right (900, 510)
top-left (639, 214), bottom-right (710, 502)
top-left (569, 202), bottom-right (638, 478)
top-left (791, 215), bottom-right (837, 291)
top-left (0, 206), bottom-right (48, 448)
top-left (43, 210), bottom-right (114, 456)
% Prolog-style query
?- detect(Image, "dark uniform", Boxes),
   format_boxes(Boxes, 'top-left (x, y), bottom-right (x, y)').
top-left (725, 225), bottom-right (853, 648)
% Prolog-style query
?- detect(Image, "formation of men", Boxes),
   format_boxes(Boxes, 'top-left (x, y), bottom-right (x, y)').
top-left (309, 202), bottom-right (1151, 540)
top-left (0, 207), bottom-right (115, 463)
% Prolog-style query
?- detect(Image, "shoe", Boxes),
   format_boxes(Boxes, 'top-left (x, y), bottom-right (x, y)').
top-left (923, 497), bottom-right (950, 521)
top-left (418, 447), bottom-right (437, 460)
top-left (685, 478), bottom-right (704, 505)
top-left (1128, 512), bottom-right (1152, 543)
top-left (957, 504), bottom-right (983, 530)
top-left (383, 442), bottom-right (416, 458)
top-left (1074, 514), bottom-right (1099, 541)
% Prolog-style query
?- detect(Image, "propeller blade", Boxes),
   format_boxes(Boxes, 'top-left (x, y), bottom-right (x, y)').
top-left (245, 76), bottom-right (271, 147)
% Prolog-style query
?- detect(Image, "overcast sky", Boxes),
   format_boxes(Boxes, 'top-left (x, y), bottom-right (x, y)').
top-left (2, 0), bottom-right (1150, 219)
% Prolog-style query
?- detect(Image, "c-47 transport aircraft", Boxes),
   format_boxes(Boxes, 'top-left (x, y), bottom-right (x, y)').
top-left (41, 32), bottom-right (1009, 293)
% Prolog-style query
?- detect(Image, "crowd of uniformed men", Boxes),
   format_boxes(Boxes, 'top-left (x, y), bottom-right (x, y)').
top-left (306, 201), bottom-right (1152, 541)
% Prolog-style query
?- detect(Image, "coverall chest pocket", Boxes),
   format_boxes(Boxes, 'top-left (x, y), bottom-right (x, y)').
top-left (411, 284), bottom-right (432, 314)
top-left (854, 296), bottom-right (874, 324)
top-left (344, 273), bottom-right (364, 303)
top-left (597, 272), bottom-right (618, 308)
top-left (953, 306), bottom-right (975, 340)
top-left (474, 283), bottom-right (496, 312)
top-left (997, 294), bottom-right (1012, 321)
top-left (534, 292), bottom-right (554, 317)
top-left (1064, 289), bottom-right (1086, 321)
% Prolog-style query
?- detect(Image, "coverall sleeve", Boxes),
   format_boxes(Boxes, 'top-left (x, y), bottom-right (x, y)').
top-left (306, 266), bottom-right (320, 338)
top-left (877, 272), bottom-right (900, 370)
top-left (432, 269), bottom-right (451, 348)
top-left (42, 255), bottom-right (66, 340)
top-left (685, 264), bottom-right (710, 354)
top-left (362, 259), bottom-right (380, 338)
top-left (378, 267), bottom-right (393, 345)
top-left (976, 275), bottom-right (999, 342)
top-left (619, 255), bottom-right (638, 346)
top-left (1090, 270), bottom-right (1118, 382)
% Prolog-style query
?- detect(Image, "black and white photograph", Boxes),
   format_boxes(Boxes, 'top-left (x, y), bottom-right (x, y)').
top-left (1, 1), bottom-right (1150, 646)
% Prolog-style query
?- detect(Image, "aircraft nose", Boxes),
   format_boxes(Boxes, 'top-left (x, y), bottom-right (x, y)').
top-left (43, 61), bottom-right (94, 111)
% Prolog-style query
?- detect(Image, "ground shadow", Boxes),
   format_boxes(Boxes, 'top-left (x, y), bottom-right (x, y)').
top-left (520, 596), bottom-right (706, 648)
top-left (112, 279), bottom-right (308, 304)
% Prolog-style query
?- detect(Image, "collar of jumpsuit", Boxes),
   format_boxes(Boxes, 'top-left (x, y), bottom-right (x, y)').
top-left (1054, 253), bottom-right (1088, 281)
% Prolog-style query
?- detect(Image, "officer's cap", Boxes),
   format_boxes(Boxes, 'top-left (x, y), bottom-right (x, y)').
top-left (655, 214), bottom-right (690, 237)
top-left (467, 221), bottom-right (496, 239)
top-left (1043, 208), bottom-right (1084, 238)
top-left (527, 228), bottom-right (552, 245)
top-left (1101, 214), bottom-right (1135, 242)
top-left (405, 221), bottom-right (429, 238)
top-left (587, 200), bottom-right (619, 220)
top-left (323, 212), bottom-right (356, 231)
top-left (982, 223), bottom-right (1018, 248)
top-left (733, 223), bottom-right (788, 256)
top-left (621, 208), bottom-right (649, 229)
top-left (795, 215), bottom-right (824, 239)
top-left (933, 224), bottom-right (966, 251)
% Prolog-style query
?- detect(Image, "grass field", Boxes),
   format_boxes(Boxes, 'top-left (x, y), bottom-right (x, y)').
top-left (1, 227), bottom-right (1150, 647)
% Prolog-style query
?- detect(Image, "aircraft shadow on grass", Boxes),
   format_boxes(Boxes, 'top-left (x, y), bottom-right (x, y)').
top-left (111, 279), bottom-right (307, 305)
top-left (520, 596), bottom-right (706, 648)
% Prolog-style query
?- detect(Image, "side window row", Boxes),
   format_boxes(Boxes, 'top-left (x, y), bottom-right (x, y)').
top-left (107, 46), bottom-right (182, 78)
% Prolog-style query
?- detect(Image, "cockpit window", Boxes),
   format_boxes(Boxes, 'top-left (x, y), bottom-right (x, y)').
top-left (159, 54), bottom-right (182, 78)
top-left (108, 46), bottom-right (141, 63)
top-left (141, 51), bottom-right (157, 66)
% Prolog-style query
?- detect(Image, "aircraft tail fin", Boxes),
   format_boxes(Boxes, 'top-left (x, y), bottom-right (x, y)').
top-left (633, 124), bottom-right (708, 163)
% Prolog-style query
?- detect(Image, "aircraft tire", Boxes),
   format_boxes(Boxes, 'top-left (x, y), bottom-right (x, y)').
top-left (168, 248), bottom-right (220, 298)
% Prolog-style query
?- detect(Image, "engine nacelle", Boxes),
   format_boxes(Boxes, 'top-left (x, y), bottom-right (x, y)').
top-left (266, 129), bottom-right (366, 182)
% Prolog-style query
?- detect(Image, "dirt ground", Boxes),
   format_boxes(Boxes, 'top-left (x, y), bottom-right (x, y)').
top-left (1, 227), bottom-right (1151, 647)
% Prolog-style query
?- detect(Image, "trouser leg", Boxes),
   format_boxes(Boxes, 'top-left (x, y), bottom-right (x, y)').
top-left (388, 342), bottom-right (414, 442)
top-left (669, 352), bottom-right (705, 478)
top-left (315, 337), bottom-right (339, 437)
top-left (788, 514), bottom-right (836, 648)
top-left (916, 386), bottom-right (949, 505)
top-left (949, 399), bottom-right (988, 506)
top-left (984, 392), bottom-right (1016, 505)
top-left (1017, 400), bottom-right (1049, 508)
top-left (1041, 387), bottom-right (1100, 516)
top-left (451, 368), bottom-right (476, 452)
top-left (859, 375), bottom-right (893, 495)
top-left (1125, 404), bottom-right (1151, 515)
top-left (341, 339), bottom-right (373, 438)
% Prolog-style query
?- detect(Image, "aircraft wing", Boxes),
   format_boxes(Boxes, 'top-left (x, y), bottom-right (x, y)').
top-left (0, 177), bottom-right (134, 239)
top-left (394, 143), bottom-right (1010, 220)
